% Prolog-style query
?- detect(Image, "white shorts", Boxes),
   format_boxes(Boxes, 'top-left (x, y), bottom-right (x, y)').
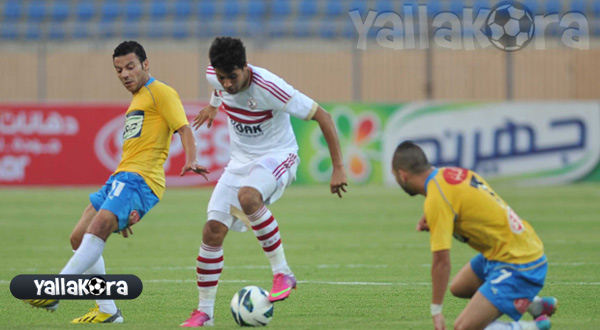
top-left (207, 153), bottom-right (299, 232)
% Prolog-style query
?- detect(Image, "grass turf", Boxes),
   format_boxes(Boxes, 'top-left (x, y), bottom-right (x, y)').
top-left (1, 184), bottom-right (599, 329)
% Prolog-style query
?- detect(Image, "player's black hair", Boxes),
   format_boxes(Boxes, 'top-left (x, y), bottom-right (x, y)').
top-left (113, 41), bottom-right (147, 64)
top-left (392, 141), bottom-right (431, 173)
top-left (209, 37), bottom-right (246, 73)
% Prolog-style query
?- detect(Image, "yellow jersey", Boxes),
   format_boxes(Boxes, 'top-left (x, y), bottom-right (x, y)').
top-left (424, 167), bottom-right (544, 264)
top-left (115, 77), bottom-right (189, 199)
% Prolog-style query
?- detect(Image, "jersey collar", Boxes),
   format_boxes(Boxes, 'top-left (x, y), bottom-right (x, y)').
top-left (145, 77), bottom-right (156, 87)
top-left (424, 167), bottom-right (439, 194)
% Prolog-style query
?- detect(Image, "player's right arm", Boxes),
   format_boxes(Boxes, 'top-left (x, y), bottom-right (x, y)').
top-left (431, 249), bottom-right (450, 330)
top-left (193, 89), bottom-right (220, 129)
top-left (424, 186), bottom-right (456, 330)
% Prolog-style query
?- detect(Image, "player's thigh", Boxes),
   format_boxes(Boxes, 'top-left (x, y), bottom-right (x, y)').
top-left (241, 153), bottom-right (298, 205)
top-left (70, 203), bottom-right (98, 249)
top-left (240, 166), bottom-right (277, 205)
top-left (450, 259), bottom-right (484, 299)
top-left (95, 172), bottom-right (159, 232)
top-left (454, 291), bottom-right (502, 330)
top-left (207, 178), bottom-right (245, 232)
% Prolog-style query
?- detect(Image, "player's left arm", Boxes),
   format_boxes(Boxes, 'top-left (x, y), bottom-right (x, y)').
top-left (261, 71), bottom-right (348, 197)
top-left (155, 85), bottom-right (209, 179)
top-left (311, 106), bottom-right (347, 198)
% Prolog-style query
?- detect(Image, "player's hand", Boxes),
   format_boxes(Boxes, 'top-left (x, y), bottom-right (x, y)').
top-left (416, 215), bottom-right (429, 232)
top-left (118, 210), bottom-right (140, 238)
top-left (180, 161), bottom-right (210, 180)
top-left (432, 313), bottom-right (446, 330)
top-left (193, 105), bottom-right (218, 129)
top-left (330, 166), bottom-right (348, 198)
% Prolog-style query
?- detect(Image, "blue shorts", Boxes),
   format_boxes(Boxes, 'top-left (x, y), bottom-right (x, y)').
top-left (471, 253), bottom-right (547, 321)
top-left (90, 172), bottom-right (159, 231)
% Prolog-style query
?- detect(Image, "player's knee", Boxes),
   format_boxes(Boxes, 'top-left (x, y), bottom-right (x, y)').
top-left (450, 281), bottom-right (465, 298)
top-left (203, 220), bottom-right (228, 246)
top-left (69, 232), bottom-right (82, 250)
top-left (450, 279), bottom-right (475, 298)
top-left (238, 187), bottom-right (262, 213)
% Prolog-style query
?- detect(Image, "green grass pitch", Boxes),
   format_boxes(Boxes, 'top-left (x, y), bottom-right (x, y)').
top-left (1, 184), bottom-right (599, 329)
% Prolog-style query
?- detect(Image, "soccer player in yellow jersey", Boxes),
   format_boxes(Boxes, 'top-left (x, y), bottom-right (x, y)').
top-left (25, 41), bottom-right (209, 323)
top-left (391, 141), bottom-right (557, 330)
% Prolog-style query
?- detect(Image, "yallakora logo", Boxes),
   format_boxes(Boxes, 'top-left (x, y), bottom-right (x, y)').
top-left (34, 276), bottom-right (128, 297)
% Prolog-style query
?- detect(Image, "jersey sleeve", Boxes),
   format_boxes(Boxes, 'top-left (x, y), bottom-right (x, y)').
top-left (425, 182), bottom-right (456, 252)
top-left (154, 84), bottom-right (189, 131)
top-left (258, 71), bottom-right (317, 121)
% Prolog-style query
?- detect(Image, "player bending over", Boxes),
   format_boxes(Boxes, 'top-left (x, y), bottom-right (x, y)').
top-left (25, 40), bottom-right (209, 323)
top-left (391, 141), bottom-right (557, 330)
top-left (180, 37), bottom-right (347, 327)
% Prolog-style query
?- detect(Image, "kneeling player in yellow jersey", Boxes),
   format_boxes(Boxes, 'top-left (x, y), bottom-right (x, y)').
top-left (391, 141), bottom-right (557, 330)
top-left (24, 41), bottom-right (209, 323)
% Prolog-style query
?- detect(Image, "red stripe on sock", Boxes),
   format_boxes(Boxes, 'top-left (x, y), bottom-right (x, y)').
top-left (251, 215), bottom-right (275, 231)
top-left (256, 227), bottom-right (279, 241)
top-left (197, 281), bottom-right (219, 287)
top-left (197, 256), bottom-right (224, 263)
top-left (196, 267), bottom-right (223, 275)
top-left (263, 239), bottom-right (282, 252)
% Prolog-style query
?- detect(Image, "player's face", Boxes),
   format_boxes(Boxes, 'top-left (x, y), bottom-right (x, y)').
top-left (393, 169), bottom-right (418, 196)
top-left (113, 53), bottom-right (149, 94)
top-left (215, 65), bottom-right (248, 95)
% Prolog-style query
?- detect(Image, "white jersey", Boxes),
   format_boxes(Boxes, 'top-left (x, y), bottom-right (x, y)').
top-left (207, 64), bottom-right (317, 174)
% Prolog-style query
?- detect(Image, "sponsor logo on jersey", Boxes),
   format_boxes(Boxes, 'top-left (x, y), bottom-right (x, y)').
top-left (443, 167), bottom-right (468, 184)
top-left (230, 118), bottom-right (264, 137)
top-left (123, 110), bottom-right (144, 140)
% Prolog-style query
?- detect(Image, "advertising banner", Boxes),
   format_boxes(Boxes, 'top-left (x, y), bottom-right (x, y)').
top-left (2, 102), bottom-right (599, 186)
top-left (0, 102), bottom-right (229, 186)
top-left (293, 102), bottom-right (600, 185)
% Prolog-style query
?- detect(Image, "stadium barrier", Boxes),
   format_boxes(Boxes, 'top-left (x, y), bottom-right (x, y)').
top-left (1, 101), bottom-right (599, 186)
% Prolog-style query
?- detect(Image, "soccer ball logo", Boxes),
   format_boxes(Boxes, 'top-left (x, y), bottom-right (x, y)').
top-left (485, 1), bottom-right (535, 51)
top-left (87, 276), bottom-right (106, 296)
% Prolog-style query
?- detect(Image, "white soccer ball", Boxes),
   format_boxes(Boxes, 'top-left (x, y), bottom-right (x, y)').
top-left (485, 1), bottom-right (535, 51)
top-left (230, 286), bottom-right (274, 327)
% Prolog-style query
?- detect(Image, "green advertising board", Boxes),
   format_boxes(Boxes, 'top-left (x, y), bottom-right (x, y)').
top-left (292, 102), bottom-right (600, 185)
top-left (291, 103), bottom-right (403, 184)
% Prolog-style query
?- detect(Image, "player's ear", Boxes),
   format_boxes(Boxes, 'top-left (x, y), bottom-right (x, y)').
top-left (142, 59), bottom-right (149, 71)
top-left (399, 169), bottom-right (409, 183)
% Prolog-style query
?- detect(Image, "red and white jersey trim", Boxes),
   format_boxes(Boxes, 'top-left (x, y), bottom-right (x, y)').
top-left (221, 102), bottom-right (273, 124)
top-left (252, 72), bottom-right (291, 104)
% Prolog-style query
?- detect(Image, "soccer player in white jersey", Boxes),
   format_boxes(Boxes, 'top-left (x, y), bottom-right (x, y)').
top-left (181, 37), bottom-right (348, 327)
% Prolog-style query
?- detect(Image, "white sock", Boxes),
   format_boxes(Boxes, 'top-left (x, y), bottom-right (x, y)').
top-left (248, 206), bottom-right (291, 275)
top-left (86, 255), bottom-right (117, 315)
top-left (69, 242), bottom-right (117, 315)
top-left (84, 253), bottom-right (105, 275)
top-left (196, 243), bottom-right (224, 318)
top-left (60, 234), bottom-right (105, 274)
top-left (527, 296), bottom-right (543, 316)
top-left (485, 320), bottom-right (538, 330)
